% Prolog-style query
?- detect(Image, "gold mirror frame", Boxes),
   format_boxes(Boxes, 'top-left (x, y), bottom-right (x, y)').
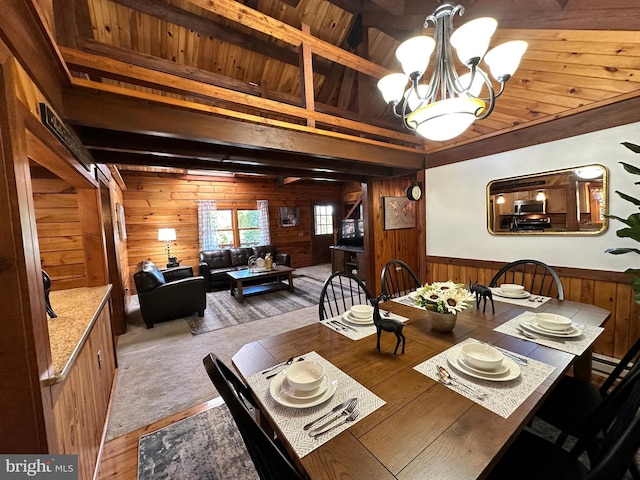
top-left (487, 164), bottom-right (608, 235)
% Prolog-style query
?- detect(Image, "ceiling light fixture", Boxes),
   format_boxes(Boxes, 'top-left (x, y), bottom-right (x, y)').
top-left (496, 194), bottom-right (505, 204)
top-left (536, 190), bottom-right (546, 201)
top-left (377, 3), bottom-right (527, 142)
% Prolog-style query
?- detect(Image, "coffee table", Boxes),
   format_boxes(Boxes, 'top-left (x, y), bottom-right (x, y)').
top-left (227, 265), bottom-right (295, 303)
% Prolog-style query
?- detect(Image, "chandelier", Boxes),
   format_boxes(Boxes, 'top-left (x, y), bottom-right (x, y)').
top-left (377, 3), bottom-right (527, 142)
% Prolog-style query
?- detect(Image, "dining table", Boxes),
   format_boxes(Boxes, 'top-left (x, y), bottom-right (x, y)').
top-left (231, 294), bottom-right (610, 480)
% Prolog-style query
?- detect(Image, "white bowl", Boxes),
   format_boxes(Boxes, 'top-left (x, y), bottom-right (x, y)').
top-left (460, 343), bottom-right (504, 371)
top-left (350, 304), bottom-right (373, 319)
top-left (285, 360), bottom-right (325, 392)
top-left (500, 283), bottom-right (525, 294)
top-left (534, 313), bottom-right (572, 331)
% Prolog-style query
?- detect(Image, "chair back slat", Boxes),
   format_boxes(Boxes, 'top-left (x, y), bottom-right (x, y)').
top-left (381, 260), bottom-right (421, 299)
top-left (319, 272), bottom-right (372, 320)
top-left (489, 259), bottom-right (564, 300)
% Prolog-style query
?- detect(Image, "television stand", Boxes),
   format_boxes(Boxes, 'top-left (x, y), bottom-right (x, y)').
top-left (330, 245), bottom-right (365, 280)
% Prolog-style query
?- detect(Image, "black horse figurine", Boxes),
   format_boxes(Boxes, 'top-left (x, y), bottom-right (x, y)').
top-left (371, 295), bottom-right (405, 356)
top-left (470, 280), bottom-right (494, 314)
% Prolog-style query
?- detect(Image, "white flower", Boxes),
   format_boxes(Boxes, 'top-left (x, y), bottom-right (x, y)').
top-left (414, 280), bottom-right (474, 314)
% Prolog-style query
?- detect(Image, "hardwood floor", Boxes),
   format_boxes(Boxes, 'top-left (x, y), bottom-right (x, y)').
top-left (97, 398), bottom-right (223, 480)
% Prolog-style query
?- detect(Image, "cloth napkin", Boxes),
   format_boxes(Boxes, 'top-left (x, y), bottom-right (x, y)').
top-left (494, 312), bottom-right (605, 356)
top-left (414, 338), bottom-right (556, 418)
top-left (246, 351), bottom-right (385, 458)
top-left (490, 288), bottom-right (551, 308)
top-left (320, 311), bottom-right (409, 340)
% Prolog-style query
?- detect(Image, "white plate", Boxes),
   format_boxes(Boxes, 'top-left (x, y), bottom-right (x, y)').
top-left (270, 370), bottom-right (337, 408)
top-left (343, 310), bottom-right (374, 325)
top-left (519, 318), bottom-right (582, 338)
top-left (491, 287), bottom-right (530, 299)
top-left (280, 375), bottom-right (329, 400)
top-left (446, 346), bottom-right (520, 382)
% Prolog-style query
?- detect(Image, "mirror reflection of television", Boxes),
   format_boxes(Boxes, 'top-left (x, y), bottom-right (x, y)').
top-left (339, 219), bottom-right (364, 247)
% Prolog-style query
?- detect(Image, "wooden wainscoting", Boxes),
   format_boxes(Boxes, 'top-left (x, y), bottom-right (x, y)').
top-left (427, 256), bottom-right (640, 360)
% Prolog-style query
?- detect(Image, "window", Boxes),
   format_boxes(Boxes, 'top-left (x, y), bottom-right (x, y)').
top-left (212, 209), bottom-right (260, 247)
top-left (314, 204), bottom-right (333, 235)
top-left (237, 209), bottom-right (260, 246)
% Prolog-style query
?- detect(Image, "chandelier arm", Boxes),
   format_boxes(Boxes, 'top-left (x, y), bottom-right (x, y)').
top-left (476, 78), bottom-right (498, 119)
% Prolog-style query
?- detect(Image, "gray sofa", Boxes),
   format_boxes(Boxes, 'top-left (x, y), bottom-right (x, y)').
top-left (198, 245), bottom-right (291, 290)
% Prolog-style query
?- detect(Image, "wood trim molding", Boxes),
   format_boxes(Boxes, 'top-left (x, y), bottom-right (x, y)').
top-left (427, 255), bottom-right (630, 283)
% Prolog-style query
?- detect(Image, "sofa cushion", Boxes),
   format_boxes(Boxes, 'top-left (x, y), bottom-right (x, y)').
top-left (200, 249), bottom-right (232, 269)
top-left (229, 247), bottom-right (254, 267)
top-left (134, 261), bottom-right (166, 292)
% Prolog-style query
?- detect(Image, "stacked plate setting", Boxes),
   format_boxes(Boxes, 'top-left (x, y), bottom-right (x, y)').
top-left (269, 360), bottom-right (337, 408)
top-left (342, 304), bottom-right (374, 325)
top-left (519, 313), bottom-right (582, 338)
top-left (446, 343), bottom-right (521, 381)
top-left (491, 283), bottom-right (530, 299)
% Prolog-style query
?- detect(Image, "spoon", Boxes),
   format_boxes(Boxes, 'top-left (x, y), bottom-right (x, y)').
top-left (310, 409), bottom-right (360, 438)
top-left (261, 356), bottom-right (294, 374)
top-left (437, 365), bottom-right (488, 399)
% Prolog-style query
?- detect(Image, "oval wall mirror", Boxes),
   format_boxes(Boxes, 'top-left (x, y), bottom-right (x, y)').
top-left (487, 164), bottom-right (608, 235)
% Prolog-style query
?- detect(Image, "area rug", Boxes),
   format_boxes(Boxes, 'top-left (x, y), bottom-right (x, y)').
top-left (138, 400), bottom-right (259, 480)
top-left (186, 274), bottom-right (326, 335)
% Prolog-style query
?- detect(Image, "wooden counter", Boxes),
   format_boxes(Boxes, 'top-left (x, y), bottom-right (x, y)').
top-left (47, 285), bottom-right (112, 384)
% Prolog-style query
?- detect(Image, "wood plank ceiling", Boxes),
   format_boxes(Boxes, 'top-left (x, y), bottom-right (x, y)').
top-left (54, 0), bottom-right (640, 182)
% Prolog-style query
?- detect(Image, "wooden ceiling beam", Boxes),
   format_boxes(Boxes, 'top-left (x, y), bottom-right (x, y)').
top-left (186, 0), bottom-right (391, 79)
top-left (74, 38), bottom-right (400, 129)
top-left (109, 0), bottom-right (332, 77)
top-left (78, 129), bottom-right (408, 177)
top-left (90, 150), bottom-right (371, 182)
top-left (62, 88), bottom-right (425, 169)
top-left (61, 47), bottom-right (420, 146)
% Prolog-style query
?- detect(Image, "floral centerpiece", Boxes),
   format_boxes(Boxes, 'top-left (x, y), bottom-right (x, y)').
top-left (414, 281), bottom-right (475, 314)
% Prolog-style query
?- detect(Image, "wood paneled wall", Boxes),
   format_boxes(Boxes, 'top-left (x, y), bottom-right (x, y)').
top-left (121, 171), bottom-right (342, 292)
top-left (427, 256), bottom-right (640, 361)
top-left (366, 178), bottom-right (420, 296)
top-left (32, 173), bottom-right (87, 290)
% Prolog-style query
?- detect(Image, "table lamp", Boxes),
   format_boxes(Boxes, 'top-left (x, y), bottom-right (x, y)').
top-left (158, 228), bottom-right (178, 267)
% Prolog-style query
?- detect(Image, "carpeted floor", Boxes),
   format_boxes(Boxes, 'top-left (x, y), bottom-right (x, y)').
top-left (105, 264), bottom-right (331, 441)
top-left (137, 399), bottom-right (258, 480)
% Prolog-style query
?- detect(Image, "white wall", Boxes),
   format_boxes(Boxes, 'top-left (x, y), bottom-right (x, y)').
top-left (425, 121), bottom-right (640, 272)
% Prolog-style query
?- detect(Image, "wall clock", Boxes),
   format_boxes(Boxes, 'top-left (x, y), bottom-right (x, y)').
top-left (407, 183), bottom-right (422, 201)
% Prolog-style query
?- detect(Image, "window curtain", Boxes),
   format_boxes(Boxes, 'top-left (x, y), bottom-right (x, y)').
top-left (197, 200), bottom-right (218, 251)
top-left (257, 200), bottom-right (271, 245)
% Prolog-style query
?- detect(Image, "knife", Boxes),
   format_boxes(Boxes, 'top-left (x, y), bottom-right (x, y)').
top-left (331, 320), bottom-right (358, 332)
top-left (303, 397), bottom-right (358, 431)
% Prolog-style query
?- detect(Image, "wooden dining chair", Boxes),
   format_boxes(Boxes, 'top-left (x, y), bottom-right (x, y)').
top-left (202, 353), bottom-right (305, 480)
top-left (488, 368), bottom-right (640, 480)
top-left (380, 259), bottom-right (421, 300)
top-left (318, 271), bottom-right (373, 320)
top-left (534, 337), bottom-right (640, 448)
top-left (489, 259), bottom-right (564, 300)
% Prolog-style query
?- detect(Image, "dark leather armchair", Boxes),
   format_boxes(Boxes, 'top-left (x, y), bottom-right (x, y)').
top-left (133, 261), bottom-right (206, 328)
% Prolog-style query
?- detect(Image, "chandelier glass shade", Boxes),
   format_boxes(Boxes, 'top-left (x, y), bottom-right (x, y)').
top-left (377, 3), bottom-right (527, 141)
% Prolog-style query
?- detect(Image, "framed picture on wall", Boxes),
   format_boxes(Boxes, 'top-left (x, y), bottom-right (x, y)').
top-left (383, 196), bottom-right (416, 230)
top-left (279, 207), bottom-right (299, 226)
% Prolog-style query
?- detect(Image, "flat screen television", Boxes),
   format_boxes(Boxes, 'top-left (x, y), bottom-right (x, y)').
top-left (339, 219), bottom-right (364, 247)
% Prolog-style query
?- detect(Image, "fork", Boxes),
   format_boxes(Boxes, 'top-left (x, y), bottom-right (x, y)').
top-left (310, 409), bottom-right (360, 438)
top-left (308, 399), bottom-right (358, 434)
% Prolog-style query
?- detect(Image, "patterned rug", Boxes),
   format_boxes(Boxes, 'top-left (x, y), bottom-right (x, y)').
top-left (138, 400), bottom-right (259, 480)
top-left (186, 274), bottom-right (326, 335)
